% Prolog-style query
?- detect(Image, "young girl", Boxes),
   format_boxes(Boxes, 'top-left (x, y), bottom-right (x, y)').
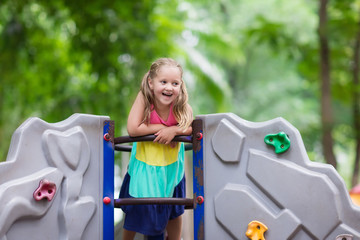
top-left (119, 58), bottom-right (193, 240)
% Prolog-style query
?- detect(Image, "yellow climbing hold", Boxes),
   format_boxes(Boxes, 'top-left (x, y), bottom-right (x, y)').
top-left (245, 220), bottom-right (268, 240)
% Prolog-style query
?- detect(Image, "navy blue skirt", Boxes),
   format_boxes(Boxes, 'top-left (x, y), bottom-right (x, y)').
top-left (119, 172), bottom-right (186, 236)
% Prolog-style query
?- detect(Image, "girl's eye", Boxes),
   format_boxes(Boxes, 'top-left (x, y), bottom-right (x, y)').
top-left (172, 82), bottom-right (179, 86)
top-left (161, 81), bottom-right (166, 84)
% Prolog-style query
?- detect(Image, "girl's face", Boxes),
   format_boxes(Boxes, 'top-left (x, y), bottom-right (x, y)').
top-left (148, 66), bottom-right (182, 108)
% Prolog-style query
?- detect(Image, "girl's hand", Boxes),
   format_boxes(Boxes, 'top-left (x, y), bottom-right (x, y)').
top-left (154, 127), bottom-right (177, 145)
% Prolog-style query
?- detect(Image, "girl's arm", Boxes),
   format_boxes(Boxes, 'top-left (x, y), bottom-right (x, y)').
top-left (154, 104), bottom-right (193, 144)
top-left (127, 92), bottom-right (166, 137)
top-left (154, 125), bottom-right (192, 145)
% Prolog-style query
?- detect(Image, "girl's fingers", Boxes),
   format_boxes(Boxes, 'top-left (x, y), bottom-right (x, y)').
top-left (154, 137), bottom-right (169, 145)
top-left (154, 135), bottom-right (160, 142)
top-left (154, 135), bottom-right (165, 144)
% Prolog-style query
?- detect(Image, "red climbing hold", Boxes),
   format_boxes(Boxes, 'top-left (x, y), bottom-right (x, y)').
top-left (33, 179), bottom-right (56, 202)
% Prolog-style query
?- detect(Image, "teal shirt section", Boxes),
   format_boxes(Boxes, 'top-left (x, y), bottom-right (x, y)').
top-left (127, 142), bottom-right (185, 198)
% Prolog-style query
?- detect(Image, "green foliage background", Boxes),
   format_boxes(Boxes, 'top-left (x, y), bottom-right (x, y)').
top-left (1, 0), bottom-right (359, 188)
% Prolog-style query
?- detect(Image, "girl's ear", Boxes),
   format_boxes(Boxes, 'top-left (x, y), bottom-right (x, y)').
top-left (148, 77), bottom-right (153, 90)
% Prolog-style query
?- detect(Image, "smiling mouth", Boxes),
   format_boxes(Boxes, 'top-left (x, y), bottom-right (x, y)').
top-left (162, 92), bottom-right (173, 97)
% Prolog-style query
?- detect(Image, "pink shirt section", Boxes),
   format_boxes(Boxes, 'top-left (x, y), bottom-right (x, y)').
top-left (150, 105), bottom-right (178, 126)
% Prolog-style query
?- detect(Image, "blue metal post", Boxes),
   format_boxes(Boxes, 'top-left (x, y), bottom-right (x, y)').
top-left (103, 120), bottom-right (114, 240)
top-left (193, 129), bottom-right (204, 240)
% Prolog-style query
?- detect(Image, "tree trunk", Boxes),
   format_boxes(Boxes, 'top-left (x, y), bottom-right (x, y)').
top-left (318, 0), bottom-right (337, 168)
top-left (351, 18), bottom-right (360, 187)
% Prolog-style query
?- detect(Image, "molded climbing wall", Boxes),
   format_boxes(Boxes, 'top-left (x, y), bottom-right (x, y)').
top-left (1, 112), bottom-right (359, 240)
top-left (200, 113), bottom-right (360, 239)
top-left (0, 114), bottom-right (109, 240)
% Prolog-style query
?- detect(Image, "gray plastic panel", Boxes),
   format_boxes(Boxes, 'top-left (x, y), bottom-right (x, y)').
top-left (0, 114), bottom-right (109, 240)
top-left (1, 112), bottom-right (359, 240)
top-left (199, 113), bottom-right (360, 240)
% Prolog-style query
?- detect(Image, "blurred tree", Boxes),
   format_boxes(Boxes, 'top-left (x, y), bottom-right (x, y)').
top-left (352, 16), bottom-right (360, 186)
top-left (319, 0), bottom-right (337, 168)
top-left (183, 0), bottom-right (360, 187)
top-left (182, 0), bottom-right (321, 154)
top-left (0, 0), bottom-right (188, 160)
top-left (324, 0), bottom-right (360, 186)
top-left (1, 0), bottom-right (360, 188)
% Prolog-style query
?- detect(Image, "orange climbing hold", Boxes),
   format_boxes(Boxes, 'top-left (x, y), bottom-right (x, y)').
top-left (245, 220), bottom-right (268, 240)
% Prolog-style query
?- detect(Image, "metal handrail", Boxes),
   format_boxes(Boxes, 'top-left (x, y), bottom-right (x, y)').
top-left (113, 134), bottom-right (193, 152)
top-left (114, 134), bottom-right (192, 144)
top-left (114, 197), bottom-right (195, 209)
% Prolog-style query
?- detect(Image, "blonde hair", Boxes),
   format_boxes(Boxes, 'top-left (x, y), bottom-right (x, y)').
top-left (140, 58), bottom-right (192, 131)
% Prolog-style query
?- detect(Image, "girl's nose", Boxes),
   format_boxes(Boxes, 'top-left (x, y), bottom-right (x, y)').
top-left (165, 83), bottom-right (172, 90)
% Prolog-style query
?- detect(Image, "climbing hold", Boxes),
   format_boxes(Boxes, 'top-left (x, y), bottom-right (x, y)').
top-left (264, 132), bottom-right (290, 154)
top-left (196, 132), bottom-right (203, 141)
top-left (33, 179), bottom-right (56, 201)
top-left (336, 234), bottom-right (353, 240)
top-left (245, 220), bottom-right (268, 240)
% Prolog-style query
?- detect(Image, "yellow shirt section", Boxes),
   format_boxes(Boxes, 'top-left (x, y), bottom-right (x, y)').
top-left (135, 142), bottom-right (180, 166)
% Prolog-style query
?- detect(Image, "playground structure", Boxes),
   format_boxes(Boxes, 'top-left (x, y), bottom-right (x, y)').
top-left (0, 113), bottom-right (360, 239)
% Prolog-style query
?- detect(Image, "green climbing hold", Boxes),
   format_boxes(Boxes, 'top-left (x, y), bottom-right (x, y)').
top-left (264, 132), bottom-right (290, 154)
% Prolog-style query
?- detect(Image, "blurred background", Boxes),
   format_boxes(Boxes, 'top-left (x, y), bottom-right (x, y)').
top-left (1, 0), bottom-right (360, 232)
